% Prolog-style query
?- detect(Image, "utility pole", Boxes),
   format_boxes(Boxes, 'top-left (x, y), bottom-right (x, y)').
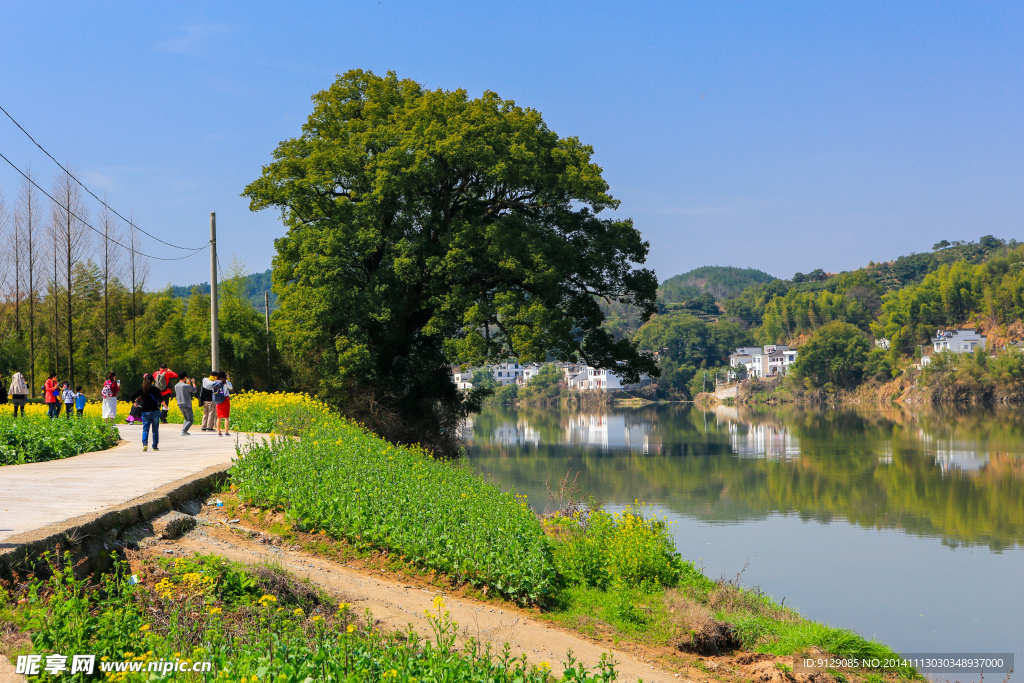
top-left (210, 213), bottom-right (219, 372)
top-left (264, 290), bottom-right (271, 369)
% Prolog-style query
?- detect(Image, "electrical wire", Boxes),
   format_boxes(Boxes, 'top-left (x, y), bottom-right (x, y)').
top-left (0, 103), bottom-right (206, 252)
top-left (0, 149), bottom-right (207, 262)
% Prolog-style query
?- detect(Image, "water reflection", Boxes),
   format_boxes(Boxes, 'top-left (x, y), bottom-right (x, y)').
top-left (465, 403), bottom-right (1024, 550)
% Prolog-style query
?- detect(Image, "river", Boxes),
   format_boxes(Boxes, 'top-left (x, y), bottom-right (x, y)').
top-left (463, 403), bottom-right (1024, 671)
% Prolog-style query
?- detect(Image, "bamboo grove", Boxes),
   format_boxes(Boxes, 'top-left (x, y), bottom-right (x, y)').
top-left (0, 172), bottom-right (277, 398)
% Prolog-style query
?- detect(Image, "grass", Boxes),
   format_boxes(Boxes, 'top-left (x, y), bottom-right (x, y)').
top-left (0, 415), bottom-right (120, 466)
top-left (1, 552), bottom-right (618, 683)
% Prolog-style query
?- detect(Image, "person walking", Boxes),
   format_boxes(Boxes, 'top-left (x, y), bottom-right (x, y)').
top-left (174, 372), bottom-right (197, 435)
top-left (127, 374), bottom-right (164, 451)
top-left (213, 371), bottom-right (233, 436)
top-left (75, 386), bottom-right (87, 417)
top-left (44, 373), bottom-right (59, 418)
top-left (61, 382), bottom-right (75, 419)
top-left (152, 364), bottom-right (179, 424)
top-left (101, 372), bottom-right (120, 424)
top-left (199, 371), bottom-right (217, 431)
top-left (7, 372), bottom-right (28, 417)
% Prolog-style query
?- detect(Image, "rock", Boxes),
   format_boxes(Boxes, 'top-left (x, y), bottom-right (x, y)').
top-left (122, 524), bottom-right (156, 547)
top-left (177, 499), bottom-right (202, 516)
top-left (151, 511), bottom-right (197, 540)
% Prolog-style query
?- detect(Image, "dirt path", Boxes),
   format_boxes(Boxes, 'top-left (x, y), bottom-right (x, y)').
top-left (161, 509), bottom-right (712, 683)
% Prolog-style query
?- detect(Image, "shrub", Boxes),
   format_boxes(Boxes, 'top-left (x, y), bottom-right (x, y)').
top-left (548, 506), bottom-right (710, 592)
top-left (231, 405), bottom-right (556, 604)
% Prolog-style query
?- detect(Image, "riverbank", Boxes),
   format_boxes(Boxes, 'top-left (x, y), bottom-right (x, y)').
top-left (725, 370), bottom-right (1024, 407)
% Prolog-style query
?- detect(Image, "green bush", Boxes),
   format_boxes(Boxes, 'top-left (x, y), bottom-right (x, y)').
top-left (548, 506), bottom-right (711, 592)
top-left (0, 416), bottom-right (120, 466)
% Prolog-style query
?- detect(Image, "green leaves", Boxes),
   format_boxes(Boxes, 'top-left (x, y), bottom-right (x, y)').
top-left (0, 416), bottom-right (120, 466)
top-left (230, 410), bottom-right (557, 604)
top-left (244, 69), bottom-right (658, 450)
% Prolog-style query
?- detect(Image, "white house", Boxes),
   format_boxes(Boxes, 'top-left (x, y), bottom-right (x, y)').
top-left (932, 328), bottom-right (986, 354)
top-left (874, 338), bottom-right (891, 350)
top-left (453, 369), bottom-right (474, 390)
top-left (492, 361), bottom-right (525, 386)
top-left (516, 363), bottom-right (545, 386)
top-left (730, 345), bottom-right (798, 379)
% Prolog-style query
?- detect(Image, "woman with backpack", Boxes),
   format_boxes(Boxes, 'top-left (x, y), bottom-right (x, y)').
top-left (101, 372), bottom-right (120, 425)
top-left (212, 371), bottom-right (233, 436)
top-left (7, 372), bottom-right (28, 417)
top-left (127, 373), bottom-right (165, 451)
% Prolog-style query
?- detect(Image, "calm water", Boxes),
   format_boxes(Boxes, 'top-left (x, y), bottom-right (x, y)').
top-left (463, 403), bottom-right (1024, 670)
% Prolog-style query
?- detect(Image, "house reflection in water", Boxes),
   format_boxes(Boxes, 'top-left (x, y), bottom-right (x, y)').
top-left (727, 421), bottom-right (801, 460)
top-left (563, 413), bottom-right (655, 453)
top-left (919, 430), bottom-right (990, 473)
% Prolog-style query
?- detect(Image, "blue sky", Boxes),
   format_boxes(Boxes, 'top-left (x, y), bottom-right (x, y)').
top-left (1, 1), bottom-right (1021, 288)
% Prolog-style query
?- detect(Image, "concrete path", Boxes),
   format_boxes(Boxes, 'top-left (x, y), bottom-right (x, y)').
top-left (0, 425), bottom-right (256, 544)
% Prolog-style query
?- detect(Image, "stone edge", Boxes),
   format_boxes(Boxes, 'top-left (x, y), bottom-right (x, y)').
top-left (0, 463), bottom-right (231, 581)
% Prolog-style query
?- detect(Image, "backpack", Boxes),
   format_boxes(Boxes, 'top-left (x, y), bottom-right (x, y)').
top-left (101, 381), bottom-right (114, 399)
top-left (212, 380), bottom-right (227, 404)
top-left (154, 371), bottom-right (168, 391)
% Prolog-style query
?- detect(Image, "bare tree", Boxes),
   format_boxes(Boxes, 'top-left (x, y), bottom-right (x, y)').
top-left (99, 201), bottom-right (122, 369)
top-left (127, 213), bottom-right (149, 347)
top-left (0, 188), bottom-right (9, 315)
top-left (50, 169), bottom-right (91, 386)
top-left (16, 175), bottom-right (41, 395)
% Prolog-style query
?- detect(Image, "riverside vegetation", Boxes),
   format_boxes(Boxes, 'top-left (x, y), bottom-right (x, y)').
top-left (226, 392), bottom-right (914, 677)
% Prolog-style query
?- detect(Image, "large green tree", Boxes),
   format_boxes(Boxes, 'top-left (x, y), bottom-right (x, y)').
top-left (791, 321), bottom-right (871, 389)
top-left (243, 70), bottom-right (658, 451)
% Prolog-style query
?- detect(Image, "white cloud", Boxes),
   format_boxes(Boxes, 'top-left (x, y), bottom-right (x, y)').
top-left (154, 24), bottom-right (230, 55)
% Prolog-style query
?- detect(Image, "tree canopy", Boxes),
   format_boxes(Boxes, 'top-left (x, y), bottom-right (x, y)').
top-left (791, 321), bottom-right (870, 389)
top-left (243, 70), bottom-right (658, 451)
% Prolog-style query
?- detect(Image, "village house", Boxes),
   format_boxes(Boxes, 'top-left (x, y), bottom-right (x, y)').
top-left (931, 328), bottom-right (986, 354)
top-left (452, 369), bottom-right (474, 390)
top-left (454, 361), bottom-right (649, 393)
top-left (728, 345), bottom-right (799, 379)
top-left (492, 361), bottom-right (525, 386)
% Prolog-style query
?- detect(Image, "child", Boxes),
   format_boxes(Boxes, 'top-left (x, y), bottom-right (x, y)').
top-left (61, 382), bottom-right (75, 419)
top-left (75, 386), bottom-right (87, 417)
top-left (127, 399), bottom-right (143, 425)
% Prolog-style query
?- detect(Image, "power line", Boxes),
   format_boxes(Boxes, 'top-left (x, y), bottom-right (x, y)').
top-left (0, 103), bottom-right (206, 252)
top-left (0, 150), bottom-right (207, 262)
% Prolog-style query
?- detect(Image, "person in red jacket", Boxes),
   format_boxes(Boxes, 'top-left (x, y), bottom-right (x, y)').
top-left (43, 373), bottom-right (59, 419)
top-left (152, 364), bottom-right (179, 424)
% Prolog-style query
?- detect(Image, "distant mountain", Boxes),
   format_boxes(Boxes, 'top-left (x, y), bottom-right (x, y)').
top-left (170, 269), bottom-right (277, 310)
top-left (658, 266), bottom-right (776, 303)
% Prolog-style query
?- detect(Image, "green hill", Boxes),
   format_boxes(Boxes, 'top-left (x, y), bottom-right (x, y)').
top-left (169, 269), bottom-right (277, 311)
top-left (658, 266), bottom-right (776, 303)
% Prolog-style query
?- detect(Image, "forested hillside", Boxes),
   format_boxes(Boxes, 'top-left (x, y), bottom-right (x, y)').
top-left (625, 236), bottom-right (1024, 399)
